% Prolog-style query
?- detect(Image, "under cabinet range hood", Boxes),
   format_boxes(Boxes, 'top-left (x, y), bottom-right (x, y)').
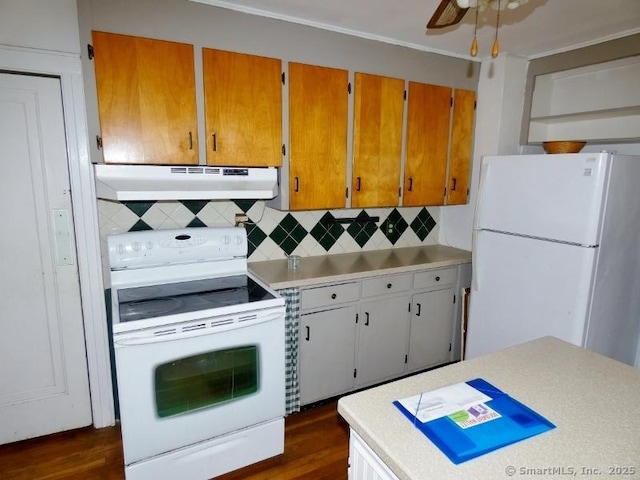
top-left (94, 164), bottom-right (278, 201)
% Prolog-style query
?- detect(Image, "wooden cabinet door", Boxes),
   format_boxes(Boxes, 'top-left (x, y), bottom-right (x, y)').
top-left (403, 82), bottom-right (451, 206)
top-left (92, 31), bottom-right (198, 165)
top-left (356, 296), bottom-right (410, 387)
top-left (446, 89), bottom-right (476, 205)
top-left (203, 49), bottom-right (282, 167)
top-left (351, 73), bottom-right (405, 208)
top-left (299, 306), bottom-right (357, 405)
top-left (289, 62), bottom-right (348, 210)
top-left (408, 288), bottom-right (455, 371)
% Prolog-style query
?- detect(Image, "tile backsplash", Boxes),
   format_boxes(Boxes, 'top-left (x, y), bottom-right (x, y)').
top-left (97, 199), bottom-right (439, 283)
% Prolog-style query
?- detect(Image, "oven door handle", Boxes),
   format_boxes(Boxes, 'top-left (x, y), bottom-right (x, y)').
top-left (114, 310), bottom-right (285, 346)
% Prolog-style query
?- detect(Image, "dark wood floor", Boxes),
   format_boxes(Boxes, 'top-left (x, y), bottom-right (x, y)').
top-left (0, 401), bottom-right (349, 480)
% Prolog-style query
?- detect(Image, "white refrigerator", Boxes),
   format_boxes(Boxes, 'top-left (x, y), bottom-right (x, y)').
top-left (465, 152), bottom-right (640, 367)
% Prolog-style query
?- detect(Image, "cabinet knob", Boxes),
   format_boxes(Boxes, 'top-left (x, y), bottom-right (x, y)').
top-left (331, 293), bottom-right (337, 299)
top-left (386, 283), bottom-right (392, 289)
top-left (435, 276), bottom-right (441, 282)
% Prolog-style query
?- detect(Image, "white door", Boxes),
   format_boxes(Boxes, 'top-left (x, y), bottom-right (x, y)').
top-left (408, 287), bottom-right (455, 371)
top-left (0, 73), bottom-right (92, 444)
top-left (466, 230), bottom-right (596, 359)
top-left (356, 296), bottom-right (410, 387)
top-left (299, 306), bottom-right (357, 405)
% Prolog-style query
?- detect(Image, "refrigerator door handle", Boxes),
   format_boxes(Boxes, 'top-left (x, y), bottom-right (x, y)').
top-left (472, 161), bottom-right (490, 292)
top-left (474, 160), bottom-right (490, 232)
top-left (472, 229), bottom-right (478, 291)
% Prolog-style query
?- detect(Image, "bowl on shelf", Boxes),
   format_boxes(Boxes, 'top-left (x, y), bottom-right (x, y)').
top-left (542, 141), bottom-right (587, 154)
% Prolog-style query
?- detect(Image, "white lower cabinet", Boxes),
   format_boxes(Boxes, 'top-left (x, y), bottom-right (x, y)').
top-left (349, 429), bottom-right (399, 480)
top-left (298, 265), bottom-right (465, 406)
top-left (299, 305), bottom-right (358, 405)
top-left (356, 296), bottom-right (411, 388)
top-left (408, 287), bottom-right (455, 372)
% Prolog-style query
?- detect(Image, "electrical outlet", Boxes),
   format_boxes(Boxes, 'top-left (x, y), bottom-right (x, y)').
top-left (235, 213), bottom-right (249, 227)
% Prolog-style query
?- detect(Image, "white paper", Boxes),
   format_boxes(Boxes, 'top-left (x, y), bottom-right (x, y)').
top-left (396, 382), bottom-right (492, 423)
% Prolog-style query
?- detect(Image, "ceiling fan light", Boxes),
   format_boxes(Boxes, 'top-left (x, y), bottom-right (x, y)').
top-left (507, 0), bottom-right (525, 8)
top-left (456, 0), bottom-right (478, 8)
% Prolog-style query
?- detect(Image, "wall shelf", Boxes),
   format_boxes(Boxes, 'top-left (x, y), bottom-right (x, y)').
top-left (528, 56), bottom-right (640, 144)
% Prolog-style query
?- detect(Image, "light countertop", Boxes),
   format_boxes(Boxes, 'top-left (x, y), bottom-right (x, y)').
top-left (248, 245), bottom-right (471, 289)
top-left (337, 336), bottom-right (640, 480)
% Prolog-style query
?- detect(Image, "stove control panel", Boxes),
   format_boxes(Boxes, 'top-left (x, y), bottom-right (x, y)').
top-left (108, 227), bottom-right (247, 270)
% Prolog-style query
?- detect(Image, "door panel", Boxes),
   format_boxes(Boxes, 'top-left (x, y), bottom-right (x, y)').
top-left (356, 296), bottom-right (410, 386)
top-left (476, 153), bottom-right (609, 244)
top-left (93, 31), bottom-right (198, 165)
top-left (0, 73), bottom-right (91, 444)
top-left (466, 230), bottom-right (596, 359)
top-left (403, 82), bottom-right (451, 206)
top-left (289, 62), bottom-right (348, 210)
top-left (351, 73), bottom-right (404, 208)
top-left (446, 89), bottom-right (475, 205)
top-left (299, 306), bottom-right (357, 405)
top-left (408, 288), bottom-right (455, 371)
top-left (203, 48), bottom-right (282, 167)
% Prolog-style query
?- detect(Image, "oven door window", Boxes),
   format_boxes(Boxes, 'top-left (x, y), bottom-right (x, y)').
top-left (154, 345), bottom-right (259, 418)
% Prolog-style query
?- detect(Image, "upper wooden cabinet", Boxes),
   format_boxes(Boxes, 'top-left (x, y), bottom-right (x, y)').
top-left (403, 82), bottom-right (451, 206)
top-left (402, 83), bottom-right (475, 207)
top-left (351, 73), bottom-right (405, 208)
top-left (288, 62), bottom-right (349, 211)
top-left (446, 89), bottom-right (476, 205)
top-left (202, 49), bottom-right (283, 167)
top-left (92, 31), bottom-right (198, 165)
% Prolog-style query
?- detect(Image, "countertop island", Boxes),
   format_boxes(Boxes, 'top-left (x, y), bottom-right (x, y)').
top-left (249, 245), bottom-right (471, 289)
top-left (338, 336), bottom-right (640, 480)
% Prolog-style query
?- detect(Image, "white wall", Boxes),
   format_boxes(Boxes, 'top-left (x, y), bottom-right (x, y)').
top-left (440, 54), bottom-right (529, 251)
top-left (0, 0), bottom-right (80, 54)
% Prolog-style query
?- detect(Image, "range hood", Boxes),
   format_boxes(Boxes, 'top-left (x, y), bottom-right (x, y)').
top-left (94, 164), bottom-right (278, 201)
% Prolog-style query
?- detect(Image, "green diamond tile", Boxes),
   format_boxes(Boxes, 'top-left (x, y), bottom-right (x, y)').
top-left (233, 199), bottom-right (258, 213)
top-left (123, 201), bottom-right (155, 217)
top-left (129, 219), bottom-right (152, 231)
top-left (269, 214), bottom-right (307, 255)
top-left (347, 210), bottom-right (379, 248)
top-left (380, 208), bottom-right (408, 245)
top-left (410, 208), bottom-right (436, 241)
top-left (309, 212), bottom-right (345, 251)
top-left (180, 200), bottom-right (209, 215)
top-left (186, 217), bottom-right (208, 228)
top-left (246, 223), bottom-right (267, 256)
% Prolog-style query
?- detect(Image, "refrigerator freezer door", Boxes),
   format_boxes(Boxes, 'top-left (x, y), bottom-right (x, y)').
top-left (475, 153), bottom-right (609, 245)
top-left (466, 230), bottom-right (596, 359)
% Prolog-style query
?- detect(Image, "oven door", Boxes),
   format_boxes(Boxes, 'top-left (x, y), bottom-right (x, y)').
top-left (113, 306), bottom-right (285, 465)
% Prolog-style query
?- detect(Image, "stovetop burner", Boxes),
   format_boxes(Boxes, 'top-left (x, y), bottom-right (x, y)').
top-left (117, 275), bottom-right (277, 323)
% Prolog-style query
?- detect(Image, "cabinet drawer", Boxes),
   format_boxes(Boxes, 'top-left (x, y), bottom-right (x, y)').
top-left (361, 273), bottom-right (412, 298)
top-left (301, 282), bottom-right (360, 310)
top-left (413, 267), bottom-right (457, 290)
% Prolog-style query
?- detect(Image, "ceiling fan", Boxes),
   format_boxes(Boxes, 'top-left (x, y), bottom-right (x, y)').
top-left (426, 0), bottom-right (529, 29)
top-left (426, 0), bottom-right (469, 29)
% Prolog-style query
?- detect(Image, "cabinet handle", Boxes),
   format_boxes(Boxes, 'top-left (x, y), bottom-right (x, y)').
top-left (408, 177), bottom-right (413, 192)
top-left (386, 283), bottom-right (392, 289)
top-left (331, 293), bottom-right (337, 300)
top-left (416, 303), bottom-right (422, 316)
top-left (295, 176), bottom-right (299, 192)
top-left (435, 276), bottom-right (441, 282)
top-left (188, 131), bottom-right (193, 150)
top-left (365, 312), bottom-right (370, 326)
top-left (212, 133), bottom-right (217, 152)
top-left (305, 325), bottom-right (310, 341)
top-left (451, 177), bottom-right (457, 191)
top-left (356, 177), bottom-right (361, 191)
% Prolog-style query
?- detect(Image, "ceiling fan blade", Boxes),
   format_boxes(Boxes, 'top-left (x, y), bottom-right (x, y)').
top-left (427, 0), bottom-right (469, 29)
